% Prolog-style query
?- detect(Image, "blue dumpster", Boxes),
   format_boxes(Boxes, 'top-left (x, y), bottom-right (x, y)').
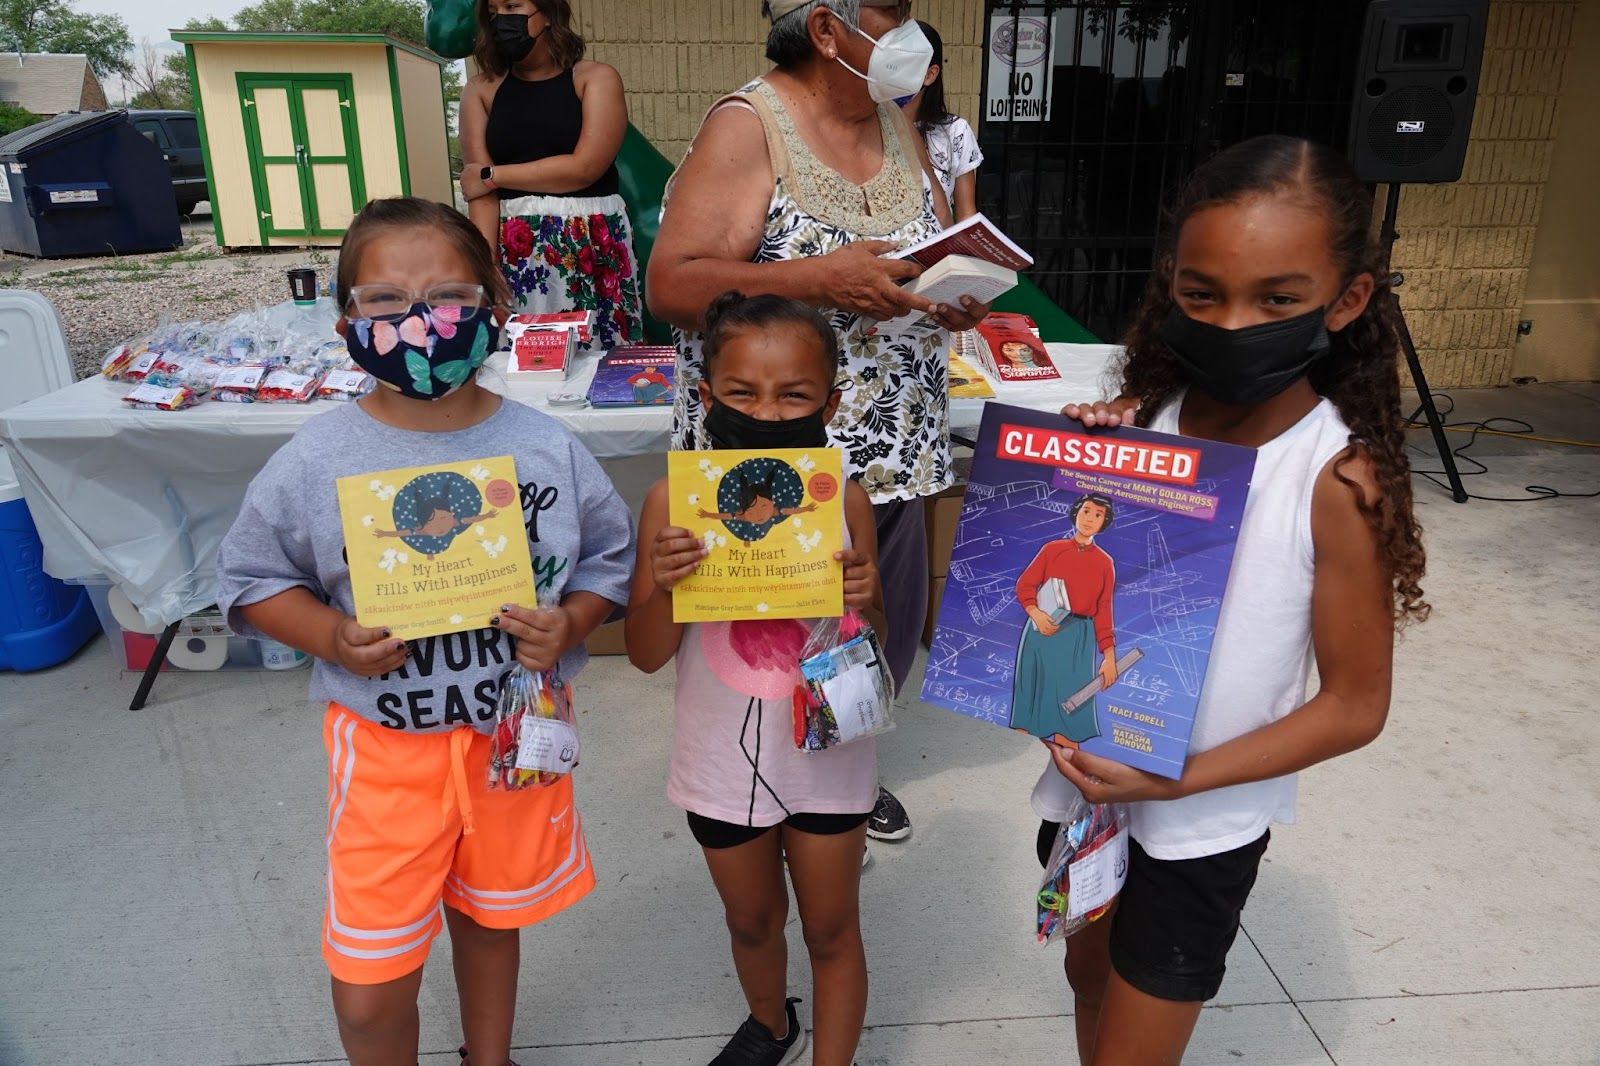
top-left (0, 110), bottom-right (182, 258)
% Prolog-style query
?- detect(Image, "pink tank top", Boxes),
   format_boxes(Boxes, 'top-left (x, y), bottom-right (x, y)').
top-left (667, 536), bottom-right (879, 825)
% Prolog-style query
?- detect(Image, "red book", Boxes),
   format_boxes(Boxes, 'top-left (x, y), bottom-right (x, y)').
top-left (893, 212), bottom-right (1034, 272)
top-left (507, 310), bottom-right (593, 344)
top-left (510, 329), bottom-right (574, 374)
top-left (976, 314), bottom-right (1060, 383)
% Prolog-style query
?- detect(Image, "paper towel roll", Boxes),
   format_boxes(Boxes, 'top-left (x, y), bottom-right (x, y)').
top-left (108, 586), bottom-right (162, 635)
top-left (166, 634), bottom-right (229, 671)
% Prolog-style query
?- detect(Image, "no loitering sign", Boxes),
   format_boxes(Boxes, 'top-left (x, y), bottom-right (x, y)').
top-left (986, 11), bottom-right (1058, 122)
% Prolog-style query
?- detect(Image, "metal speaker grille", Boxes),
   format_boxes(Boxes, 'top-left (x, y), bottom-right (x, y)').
top-left (1367, 85), bottom-right (1455, 166)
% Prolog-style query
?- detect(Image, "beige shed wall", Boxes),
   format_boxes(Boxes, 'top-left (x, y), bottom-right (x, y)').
top-left (395, 51), bottom-right (454, 204)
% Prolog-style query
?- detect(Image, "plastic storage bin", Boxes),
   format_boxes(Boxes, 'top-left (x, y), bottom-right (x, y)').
top-left (0, 451), bottom-right (98, 671)
top-left (84, 581), bottom-right (309, 672)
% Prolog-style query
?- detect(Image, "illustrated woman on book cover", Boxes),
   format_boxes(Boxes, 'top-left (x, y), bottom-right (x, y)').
top-left (1010, 493), bottom-right (1120, 744)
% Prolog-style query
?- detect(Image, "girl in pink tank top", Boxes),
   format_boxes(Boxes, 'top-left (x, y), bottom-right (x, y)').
top-left (625, 291), bottom-right (885, 1066)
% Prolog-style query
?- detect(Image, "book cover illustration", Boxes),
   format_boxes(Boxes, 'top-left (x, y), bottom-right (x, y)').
top-left (920, 404), bottom-right (1257, 779)
top-left (976, 313), bottom-right (1060, 382)
top-left (587, 345), bottom-right (676, 407)
top-left (337, 456), bottom-right (536, 640)
top-left (667, 448), bottom-right (846, 623)
top-left (509, 329), bottom-right (573, 374)
top-left (947, 347), bottom-right (995, 398)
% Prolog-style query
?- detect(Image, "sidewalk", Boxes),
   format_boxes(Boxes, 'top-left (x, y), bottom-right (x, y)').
top-left (1, 384), bottom-right (1596, 1065)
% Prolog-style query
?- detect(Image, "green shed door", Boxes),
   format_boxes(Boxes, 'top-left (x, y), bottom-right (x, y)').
top-left (239, 74), bottom-right (366, 240)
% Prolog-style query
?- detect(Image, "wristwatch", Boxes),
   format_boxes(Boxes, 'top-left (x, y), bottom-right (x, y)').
top-left (479, 165), bottom-right (493, 183)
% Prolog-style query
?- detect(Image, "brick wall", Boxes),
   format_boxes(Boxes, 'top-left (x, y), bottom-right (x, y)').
top-left (1388, 0), bottom-right (1579, 386)
top-left (576, 0), bottom-right (1580, 388)
top-left (576, 0), bottom-right (986, 161)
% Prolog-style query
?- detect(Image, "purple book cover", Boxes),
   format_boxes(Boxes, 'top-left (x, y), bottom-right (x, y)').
top-left (920, 403), bottom-right (1257, 779)
top-left (586, 346), bottom-right (676, 408)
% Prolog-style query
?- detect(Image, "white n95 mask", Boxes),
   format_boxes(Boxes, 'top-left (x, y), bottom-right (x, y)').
top-left (838, 19), bottom-right (933, 103)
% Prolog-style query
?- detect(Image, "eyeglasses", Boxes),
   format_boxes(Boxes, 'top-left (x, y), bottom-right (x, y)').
top-left (346, 283), bottom-right (490, 320)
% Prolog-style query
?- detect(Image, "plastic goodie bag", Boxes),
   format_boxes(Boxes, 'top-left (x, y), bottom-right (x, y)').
top-left (487, 623), bottom-right (581, 790)
top-left (792, 610), bottom-right (895, 752)
top-left (1036, 793), bottom-right (1131, 944)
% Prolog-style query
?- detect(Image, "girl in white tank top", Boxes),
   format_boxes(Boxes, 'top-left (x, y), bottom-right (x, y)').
top-left (1038, 136), bottom-right (1429, 1062)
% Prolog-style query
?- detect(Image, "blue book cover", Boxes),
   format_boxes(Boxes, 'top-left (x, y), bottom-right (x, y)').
top-left (920, 403), bottom-right (1257, 779)
top-left (586, 346), bottom-right (676, 408)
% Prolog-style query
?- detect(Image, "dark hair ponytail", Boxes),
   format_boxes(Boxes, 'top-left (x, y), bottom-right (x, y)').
top-left (913, 20), bottom-right (954, 133)
top-left (1119, 134), bottom-right (1427, 625)
top-left (702, 290), bottom-right (839, 382)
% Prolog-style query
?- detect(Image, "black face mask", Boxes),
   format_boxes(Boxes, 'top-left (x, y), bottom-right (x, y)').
top-left (703, 398), bottom-right (831, 451)
top-left (1158, 305), bottom-right (1332, 407)
top-left (490, 14), bottom-right (543, 63)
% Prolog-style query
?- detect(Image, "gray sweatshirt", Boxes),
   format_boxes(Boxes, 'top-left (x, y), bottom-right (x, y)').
top-left (216, 398), bottom-right (634, 733)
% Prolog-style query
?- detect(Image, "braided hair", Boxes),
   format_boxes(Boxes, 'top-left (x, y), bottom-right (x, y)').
top-left (1119, 135), bottom-right (1427, 624)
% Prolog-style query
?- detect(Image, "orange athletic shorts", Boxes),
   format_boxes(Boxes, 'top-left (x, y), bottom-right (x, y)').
top-left (321, 703), bottom-right (595, 985)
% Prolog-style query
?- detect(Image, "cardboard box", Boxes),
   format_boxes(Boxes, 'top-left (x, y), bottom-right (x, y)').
top-left (585, 618), bottom-right (627, 656)
top-left (923, 576), bottom-right (946, 647)
top-left (926, 484), bottom-right (966, 578)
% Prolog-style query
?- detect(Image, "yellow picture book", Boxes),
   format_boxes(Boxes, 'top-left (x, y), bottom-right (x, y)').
top-left (336, 456), bottom-right (535, 639)
top-left (948, 349), bottom-right (996, 398)
top-left (667, 448), bottom-right (846, 623)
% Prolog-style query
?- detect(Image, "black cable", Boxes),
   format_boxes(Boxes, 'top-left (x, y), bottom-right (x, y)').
top-left (1407, 394), bottom-right (1600, 503)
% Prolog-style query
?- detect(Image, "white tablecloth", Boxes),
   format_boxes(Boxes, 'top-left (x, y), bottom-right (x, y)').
top-left (0, 344), bottom-right (1121, 626)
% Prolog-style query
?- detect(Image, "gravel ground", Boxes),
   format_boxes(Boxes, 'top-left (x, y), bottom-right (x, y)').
top-left (4, 212), bottom-right (327, 379)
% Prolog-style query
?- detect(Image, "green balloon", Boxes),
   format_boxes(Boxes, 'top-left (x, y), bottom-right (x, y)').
top-left (425, 0), bottom-right (479, 59)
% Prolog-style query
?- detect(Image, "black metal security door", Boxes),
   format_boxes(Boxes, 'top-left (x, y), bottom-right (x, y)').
top-left (979, 0), bottom-right (1370, 342)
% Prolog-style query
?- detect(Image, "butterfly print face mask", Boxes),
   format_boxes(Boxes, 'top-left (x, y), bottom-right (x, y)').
top-left (345, 303), bottom-right (501, 401)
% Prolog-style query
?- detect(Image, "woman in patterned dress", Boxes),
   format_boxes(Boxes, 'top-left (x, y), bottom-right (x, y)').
top-left (649, 0), bottom-right (991, 858)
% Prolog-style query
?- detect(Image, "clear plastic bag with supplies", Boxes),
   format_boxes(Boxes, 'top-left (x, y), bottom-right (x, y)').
top-left (792, 610), bottom-right (895, 752)
top-left (1037, 792), bottom-right (1131, 944)
top-left (486, 596), bottom-right (583, 791)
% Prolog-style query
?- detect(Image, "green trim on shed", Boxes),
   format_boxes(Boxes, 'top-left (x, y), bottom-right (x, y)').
top-left (385, 46), bottom-right (413, 197)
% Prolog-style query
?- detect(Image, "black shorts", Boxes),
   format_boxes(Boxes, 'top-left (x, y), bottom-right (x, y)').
top-left (1038, 819), bottom-right (1269, 1003)
top-left (687, 810), bottom-right (871, 850)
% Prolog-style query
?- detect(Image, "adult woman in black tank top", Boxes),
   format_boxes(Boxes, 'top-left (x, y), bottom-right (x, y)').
top-left (459, 0), bottom-right (643, 352)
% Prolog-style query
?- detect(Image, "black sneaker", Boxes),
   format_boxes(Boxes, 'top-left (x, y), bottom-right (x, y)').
top-left (866, 786), bottom-right (911, 841)
top-left (709, 997), bottom-right (806, 1065)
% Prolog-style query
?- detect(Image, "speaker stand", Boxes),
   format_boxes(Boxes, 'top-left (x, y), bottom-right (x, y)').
top-left (1378, 184), bottom-right (1468, 503)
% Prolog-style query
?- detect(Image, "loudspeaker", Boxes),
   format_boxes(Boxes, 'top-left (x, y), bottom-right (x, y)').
top-left (1348, 0), bottom-right (1487, 184)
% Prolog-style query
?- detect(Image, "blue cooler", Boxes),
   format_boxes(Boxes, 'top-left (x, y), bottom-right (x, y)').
top-left (0, 449), bottom-right (97, 670)
top-left (0, 288), bottom-right (98, 671)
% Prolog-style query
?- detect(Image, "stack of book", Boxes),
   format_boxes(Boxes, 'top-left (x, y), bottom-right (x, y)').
top-left (585, 345), bottom-right (677, 407)
top-left (505, 311), bottom-right (594, 376)
top-left (964, 312), bottom-right (1060, 383)
top-left (879, 214), bottom-right (1034, 332)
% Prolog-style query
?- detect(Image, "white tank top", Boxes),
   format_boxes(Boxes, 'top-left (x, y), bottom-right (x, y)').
top-left (1031, 393), bottom-right (1355, 860)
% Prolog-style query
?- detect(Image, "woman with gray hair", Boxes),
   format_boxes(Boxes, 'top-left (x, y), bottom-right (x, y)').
top-left (649, 0), bottom-right (987, 930)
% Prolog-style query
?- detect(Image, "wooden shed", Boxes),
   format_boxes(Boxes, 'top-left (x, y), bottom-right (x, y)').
top-left (175, 31), bottom-right (452, 248)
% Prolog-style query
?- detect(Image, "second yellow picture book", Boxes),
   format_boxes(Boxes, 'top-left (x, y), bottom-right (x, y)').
top-left (667, 447), bottom-right (846, 623)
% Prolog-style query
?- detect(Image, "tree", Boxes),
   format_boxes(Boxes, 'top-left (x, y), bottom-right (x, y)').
top-left (128, 2), bottom-right (461, 113)
top-left (0, 0), bottom-right (133, 78)
top-left (125, 38), bottom-right (186, 110)
top-left (225, 0), bottom-right (461, 98)
top-left (0, 101), bottom-right (39, 135)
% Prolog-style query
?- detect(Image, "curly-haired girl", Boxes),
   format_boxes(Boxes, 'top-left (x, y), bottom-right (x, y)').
top-left (1044, 134), bottom-right (1428, 1063)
